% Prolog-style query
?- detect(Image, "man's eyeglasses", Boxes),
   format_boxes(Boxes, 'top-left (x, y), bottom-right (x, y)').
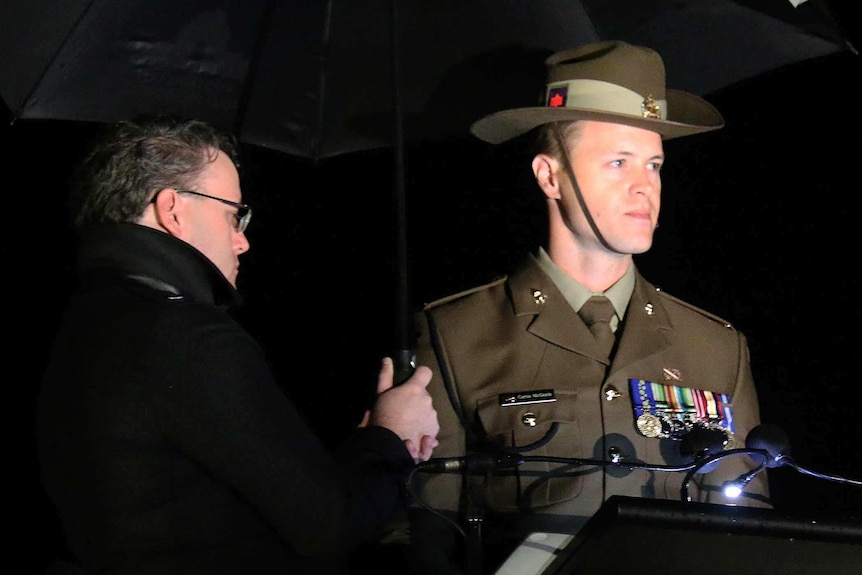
top-left (174, 189), bottom-right (252, 233)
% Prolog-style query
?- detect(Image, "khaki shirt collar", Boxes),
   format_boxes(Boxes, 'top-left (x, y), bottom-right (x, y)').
top-left (535, 247), bottom-right (634, 332)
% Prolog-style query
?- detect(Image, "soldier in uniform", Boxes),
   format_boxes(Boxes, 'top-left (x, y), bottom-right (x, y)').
top-left (404, 40), bottom-right (771, 574)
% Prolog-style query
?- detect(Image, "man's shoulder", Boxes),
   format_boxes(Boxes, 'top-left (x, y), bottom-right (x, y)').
top-left (650, 285), bottom-right (737, 332)
top-left (423, 275), bottom-right (510, 310)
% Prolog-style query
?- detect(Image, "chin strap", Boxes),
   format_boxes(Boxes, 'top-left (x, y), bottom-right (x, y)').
top-left (551, 123), bottom-right (616, 253)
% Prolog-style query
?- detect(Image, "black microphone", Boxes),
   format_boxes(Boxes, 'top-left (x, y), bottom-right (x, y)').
top-left (745, 423), bottom-right (791, 468)
top-left (718, 423), bottom-right (791, 498)
top-left (417, 452), bottom-right (524, 474)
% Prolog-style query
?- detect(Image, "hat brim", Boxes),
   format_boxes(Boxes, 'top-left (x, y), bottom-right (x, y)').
top-left (470, 89), bottom-right (723, 143)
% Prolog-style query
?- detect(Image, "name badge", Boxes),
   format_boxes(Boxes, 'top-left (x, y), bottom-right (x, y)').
top-left (499, 389), bottom-right (556, 406)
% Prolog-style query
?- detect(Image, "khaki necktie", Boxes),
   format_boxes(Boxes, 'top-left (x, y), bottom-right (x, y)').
top-left (579, 295), bottom-right (617, 359)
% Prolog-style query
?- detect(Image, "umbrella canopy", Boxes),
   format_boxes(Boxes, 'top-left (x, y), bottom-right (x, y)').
top-left (0, 0), bottom-right (852, 161)
top-left (1, 0), bottom-right (854, 376)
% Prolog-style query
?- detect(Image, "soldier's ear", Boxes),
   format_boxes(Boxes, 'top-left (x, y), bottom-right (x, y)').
top-left (532, 154), bottom-right (560, 199)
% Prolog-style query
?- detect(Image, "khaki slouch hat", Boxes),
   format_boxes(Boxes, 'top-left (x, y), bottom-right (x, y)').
top-left (470, 40), bottom-right (724, 143)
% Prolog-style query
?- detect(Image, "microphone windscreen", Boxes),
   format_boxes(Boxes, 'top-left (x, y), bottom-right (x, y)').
top-left (745, 423), bottom-right (791, 468)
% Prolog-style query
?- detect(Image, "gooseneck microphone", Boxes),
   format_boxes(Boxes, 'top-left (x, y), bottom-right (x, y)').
top-left (409, 423), bottom-right (862, 575)
top-left (717, 423), bottom-right (792, 498)
top-left (413, 423), bottom-right (862, 503)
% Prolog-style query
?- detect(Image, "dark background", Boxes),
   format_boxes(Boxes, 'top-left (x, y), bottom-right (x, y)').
top-left (9, 31), bottom-right (861, 571)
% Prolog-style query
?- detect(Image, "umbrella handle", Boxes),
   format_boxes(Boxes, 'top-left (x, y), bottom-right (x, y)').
top-left (392, 347), bottom-right (416, 386)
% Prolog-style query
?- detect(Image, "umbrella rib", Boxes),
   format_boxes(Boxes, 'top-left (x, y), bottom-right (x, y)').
top-left (12, 0), bottom-right (97, 122)
top-left (313, 0), bottom-right (335, 163)
top-left (233, 0), bottom-right (280, 142)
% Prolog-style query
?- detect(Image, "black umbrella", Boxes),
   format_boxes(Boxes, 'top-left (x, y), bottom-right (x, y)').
top-left (1, 0), bottom-right (853, 377)
top-left (0, 0), bottom-right (852, 159)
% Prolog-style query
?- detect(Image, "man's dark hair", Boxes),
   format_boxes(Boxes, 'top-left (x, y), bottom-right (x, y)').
top-left (69, 115), bottom-right (240, 230)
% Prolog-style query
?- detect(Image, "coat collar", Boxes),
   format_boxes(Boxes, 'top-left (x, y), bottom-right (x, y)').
top-left (508, 254), bottom-right (672, 368)
top-left (75, 223), bottom-right (242, 308)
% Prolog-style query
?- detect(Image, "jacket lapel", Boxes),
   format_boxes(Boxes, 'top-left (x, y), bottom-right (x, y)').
top-left (508, 256), bottom-right (602, 358)
top-left (610, 275), bottom-right (673, 374)
top-left (507, 257), bottom-right (673, 368)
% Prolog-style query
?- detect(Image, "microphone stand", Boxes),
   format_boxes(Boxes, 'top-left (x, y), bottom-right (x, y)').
top-left (678, 446), bottom-right (862, 502)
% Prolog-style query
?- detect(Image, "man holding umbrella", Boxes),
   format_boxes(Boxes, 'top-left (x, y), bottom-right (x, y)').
top-left (405, 40), bottom-right (771, 574)
top-left (37, 115), bottom-right (439, 574)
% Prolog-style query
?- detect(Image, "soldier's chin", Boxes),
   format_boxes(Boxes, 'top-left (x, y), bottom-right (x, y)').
top-left (630, 238), bottom-right (653, 255)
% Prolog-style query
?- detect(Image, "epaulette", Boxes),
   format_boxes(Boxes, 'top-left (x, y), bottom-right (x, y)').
top-left (652, 285), bottom-right (735, 330)
top-left (423, 275), bottom-right (508, 310)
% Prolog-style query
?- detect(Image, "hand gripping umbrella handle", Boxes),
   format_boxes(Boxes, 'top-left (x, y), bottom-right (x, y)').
top-left (392, 348), bottom-right (416, 386)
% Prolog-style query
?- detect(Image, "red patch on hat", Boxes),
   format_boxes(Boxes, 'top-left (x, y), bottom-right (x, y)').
top-left (548, 86), bottom-right (568, 108)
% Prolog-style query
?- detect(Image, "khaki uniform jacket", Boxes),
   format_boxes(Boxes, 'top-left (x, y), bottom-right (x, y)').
top-left (411, 254), bottom-right (770, 538)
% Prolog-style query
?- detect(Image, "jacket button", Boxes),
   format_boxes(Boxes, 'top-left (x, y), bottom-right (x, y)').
top-left (604, 385), bottom-right (621, 401)
top-left (521, 412), bottom-right (538, 427)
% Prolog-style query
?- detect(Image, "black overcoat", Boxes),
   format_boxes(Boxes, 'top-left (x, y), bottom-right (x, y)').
top-left (38, 223), bottom-right (413, 575)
